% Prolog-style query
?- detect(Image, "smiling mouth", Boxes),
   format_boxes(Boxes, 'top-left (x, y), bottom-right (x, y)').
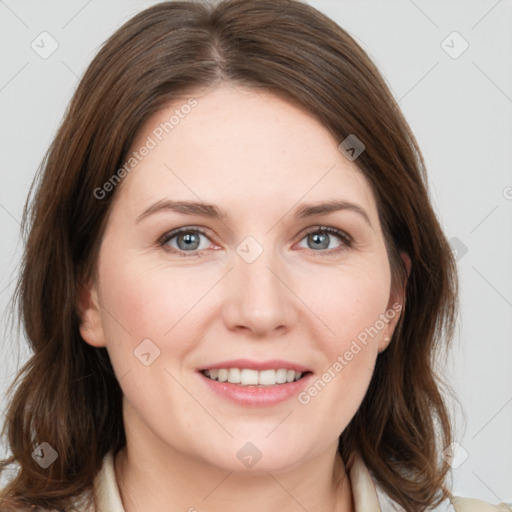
top-left (200, 368), bottom-right (312, 386)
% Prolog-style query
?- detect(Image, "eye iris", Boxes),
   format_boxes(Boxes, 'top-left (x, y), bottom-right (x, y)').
top-left (177, 232), bottom-right (200, 250)
top-left (309, 231), bottom-right (329, 250)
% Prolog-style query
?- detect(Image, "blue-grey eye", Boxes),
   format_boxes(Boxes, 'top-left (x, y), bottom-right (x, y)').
top-left (298, 227), bottom-right (349, 251)
top-left (162, 229), bottom-right (209, 252)
top-left (308, 231), bottom-right (330, 250)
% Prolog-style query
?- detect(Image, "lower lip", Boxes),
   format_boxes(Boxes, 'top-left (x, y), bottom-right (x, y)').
top-left (198, 371), bottom-right (313, 407)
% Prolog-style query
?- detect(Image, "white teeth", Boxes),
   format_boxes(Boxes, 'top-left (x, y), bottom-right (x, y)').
top-left (203, 368), bottom-right (306, 386)
top-left (241, 369), bottom-right (259, 385)
top-left (258, 369), bottom-right (275, 386)
top-left (227, 368), bottom-right (241, 384)
top-left (276, 368), bottom-right (287, 384)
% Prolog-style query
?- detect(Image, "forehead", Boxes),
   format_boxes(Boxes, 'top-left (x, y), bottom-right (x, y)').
top-left (115, 83), bottom-right (379, 224)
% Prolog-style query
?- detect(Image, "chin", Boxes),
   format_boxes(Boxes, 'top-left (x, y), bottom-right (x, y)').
top-left (195, 436), bottom-right (313, 475)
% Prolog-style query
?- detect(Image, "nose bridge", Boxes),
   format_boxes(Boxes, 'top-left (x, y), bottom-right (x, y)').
top-left (224, 237), bottom-right (294, 335)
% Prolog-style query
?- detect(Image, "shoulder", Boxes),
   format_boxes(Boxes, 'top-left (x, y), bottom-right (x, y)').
top-left (375, 481), bottom-right (511, 512)
top-left (356, 450), bottom-right (511, 512)
top-left (451, 496), bottom-right (512, 512)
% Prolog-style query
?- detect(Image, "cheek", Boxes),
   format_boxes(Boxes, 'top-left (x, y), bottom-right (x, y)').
top-left (300, 260), bottom-right (391, 408)
top-left (308, 258), bottom-right (392, 348)
top-left (297, 281), bottom-right (387, 436)
top-left (94, 247), bottom-right (198, 379)
top-left (97, 249), bottom-right (209, 341)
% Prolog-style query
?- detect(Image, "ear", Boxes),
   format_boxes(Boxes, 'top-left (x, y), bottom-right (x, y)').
top-left (77, 278), bottom-right (106, 348)
top-left (378, 251), bottom-right (411, 353)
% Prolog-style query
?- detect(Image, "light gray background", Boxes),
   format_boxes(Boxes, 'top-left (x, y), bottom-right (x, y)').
top-left (1, 0), bottom-right (511, 505)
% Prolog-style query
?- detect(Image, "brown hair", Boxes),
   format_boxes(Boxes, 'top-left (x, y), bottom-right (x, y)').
top-left (0, 0), bottom-right (458, 510)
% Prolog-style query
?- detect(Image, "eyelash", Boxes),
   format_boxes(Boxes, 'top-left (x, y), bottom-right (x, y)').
top-left (158, 226), bottom-right (353, 258)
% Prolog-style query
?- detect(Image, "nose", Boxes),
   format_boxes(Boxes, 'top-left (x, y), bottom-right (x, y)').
top-left (221, 246), bottom-right (297, 338)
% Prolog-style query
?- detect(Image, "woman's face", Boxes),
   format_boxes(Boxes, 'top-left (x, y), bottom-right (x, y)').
top-left (80, 83), bottom-right (407, 473)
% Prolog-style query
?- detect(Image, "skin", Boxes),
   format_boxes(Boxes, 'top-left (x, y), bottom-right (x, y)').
top-left (79, 82), bottom-right (410, 512)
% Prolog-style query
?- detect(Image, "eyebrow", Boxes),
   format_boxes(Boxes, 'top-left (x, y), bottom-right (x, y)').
top-left (136, 199), bottom-right (372, 228)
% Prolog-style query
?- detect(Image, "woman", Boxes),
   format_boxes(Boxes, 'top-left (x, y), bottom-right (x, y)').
top-left (0, 1), bottom-right (509, 511)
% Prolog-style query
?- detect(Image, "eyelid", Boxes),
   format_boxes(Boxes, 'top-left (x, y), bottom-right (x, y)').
top-left (299, 225), bottom-right (352, 244)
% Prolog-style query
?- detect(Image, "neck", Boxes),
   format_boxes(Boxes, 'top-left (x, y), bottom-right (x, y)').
top-left (115, 437), bottom-right (354, 512)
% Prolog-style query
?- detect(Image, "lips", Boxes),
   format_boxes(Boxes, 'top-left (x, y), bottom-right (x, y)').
top-left (198, 368), bottom-right (314, 407)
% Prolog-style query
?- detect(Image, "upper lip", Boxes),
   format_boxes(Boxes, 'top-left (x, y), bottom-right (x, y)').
top-left (199, 359), bottom-right (312, 373)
